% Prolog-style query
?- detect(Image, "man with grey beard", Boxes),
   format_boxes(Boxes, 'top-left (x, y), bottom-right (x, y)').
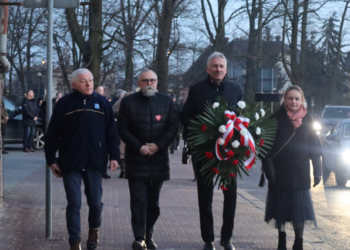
top-left (118, 69), bottom-right (179, 250)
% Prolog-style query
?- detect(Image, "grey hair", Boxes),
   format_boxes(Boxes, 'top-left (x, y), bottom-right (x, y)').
top-left (70, 68), bottom-right (93, 84)
top-left (207, 51), bottom-right (227, 67)
top-left (137, 69), bottom-right (158, 81)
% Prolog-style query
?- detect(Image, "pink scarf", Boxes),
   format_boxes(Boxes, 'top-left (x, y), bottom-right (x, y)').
top-left (284, 102), bottom-right (307, 130)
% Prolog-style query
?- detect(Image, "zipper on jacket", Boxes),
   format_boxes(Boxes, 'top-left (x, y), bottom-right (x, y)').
top-left (215, 84), bottom-right (221, 98)
top-left (83, 99), bottom-right (87, 170)
top-left (149, 97), bottom-right (154, 180)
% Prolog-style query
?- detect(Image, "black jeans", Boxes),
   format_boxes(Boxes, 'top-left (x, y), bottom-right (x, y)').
top-left (62, 170), bottom-right (103, 246)
top-left (193, 158), bottom-right (237, 243)
top-left (128, 179), bottom-right (163, 241)
top-left (119, 159), bottom-right (125, 173)
top-left (23, 126), bottom-right (35, 149)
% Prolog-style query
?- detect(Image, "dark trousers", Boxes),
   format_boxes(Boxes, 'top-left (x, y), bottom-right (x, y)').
top-left (128, 179), bottom-right (163, 241)
top-left (62, 171), bottom-right (103, 246)
top-left (1, 123), bottom-right (5, 151)
top-left (119, 159), bottom-right (125, 173)
top-left (23, 126), bottom-right (35, 149)
top-left (193, 159), bottom-right (237, 243)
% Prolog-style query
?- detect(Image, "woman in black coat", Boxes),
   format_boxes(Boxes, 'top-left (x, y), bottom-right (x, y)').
top-left (262, 85), bottom-right (322, 250)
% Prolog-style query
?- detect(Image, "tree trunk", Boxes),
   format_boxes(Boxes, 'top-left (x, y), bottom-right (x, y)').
top-left (123, 36), bottom-right (134, 91)
top-left (329, 0), bottom-right (349, 104)
top-left (66, 0), bottom-right (103, 86)
top-left (88, 0), bottom-right (102, 85)
top-left (213, 0), bottom-right (226, 52)
top-left (213, 28), bottom-right (225, 52)
top-left (245, 32), bottom-right (257, 104)
top-left (53, 34), bottom-right (72, 92)
top-left (244, 0), bottom-right (259, 104)
top-left (153, 0), bottom-right (176, 93)
top-left (290, 0), bottom-right (299, 85)
top-left (26, 9), bottom-right (34, 91)
top-left (298, 0), bottom-right (309, 89)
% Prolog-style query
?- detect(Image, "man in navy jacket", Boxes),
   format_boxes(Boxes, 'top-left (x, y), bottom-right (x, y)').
top-left (45, 68), bottom-right (120, 250)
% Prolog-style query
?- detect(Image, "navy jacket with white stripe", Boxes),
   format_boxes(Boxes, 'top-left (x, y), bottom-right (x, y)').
top-left (45, 90), bottom-right (120, 173)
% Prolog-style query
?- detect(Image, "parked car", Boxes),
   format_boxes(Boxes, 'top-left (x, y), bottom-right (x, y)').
top-left (314, 105), bottom-right (350, 143)
top-left (3, 97), bottom-right (44, 150)
top-left (323, 119), bottom-right (350, 186)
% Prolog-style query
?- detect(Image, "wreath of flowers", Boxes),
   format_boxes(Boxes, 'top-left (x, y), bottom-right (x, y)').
top-left (188, 97), bottom-right (277, 189)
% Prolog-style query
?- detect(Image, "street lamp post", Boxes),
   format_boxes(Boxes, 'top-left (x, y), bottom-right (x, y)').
top-left (37, 72), bottom-right (42, 97)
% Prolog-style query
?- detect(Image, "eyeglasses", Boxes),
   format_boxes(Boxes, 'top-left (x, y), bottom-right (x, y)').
top-left (141, 79), bottom-right (157, 84)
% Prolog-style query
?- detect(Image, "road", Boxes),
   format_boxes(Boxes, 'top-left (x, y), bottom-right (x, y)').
top-left (1, 144), bottom-right (350, 249)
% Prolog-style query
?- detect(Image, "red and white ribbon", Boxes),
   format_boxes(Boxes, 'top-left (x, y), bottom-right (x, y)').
top-left (215, 110), bottom-right (256, 170)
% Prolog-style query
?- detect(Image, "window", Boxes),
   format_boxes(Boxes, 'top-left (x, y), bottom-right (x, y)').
top-left (343, 124), bottom-right (350, 139)
top-left (321, 108), bottom-right (350, 119)
top-left (228, 66), bottom-right (235, 79)
top-left (3, 98), bottom-right (16, 118)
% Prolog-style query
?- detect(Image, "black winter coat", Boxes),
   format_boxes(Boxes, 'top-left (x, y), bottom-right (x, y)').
top-left (262, 104), bottom-right (323, 190)
top-left (118, 91), bottom-right (179, 181)
top-left (45, 90), bottom-right (120, 173)
top-left (22, 98), bottom-right (38, 127)
top-left (179, 76), bottom-right (243, 140)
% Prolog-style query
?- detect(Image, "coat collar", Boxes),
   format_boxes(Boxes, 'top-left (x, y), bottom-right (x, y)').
top-left (137, 90), bottom-right (158, 101)
top-left (272, 103), bottom-right (311, 131)
top-left (271, 103), bottom-right (288, 119)
top-left (73, 89), bottom-right (96, 99)
top-left (205, 75), bottom-right (226, 92)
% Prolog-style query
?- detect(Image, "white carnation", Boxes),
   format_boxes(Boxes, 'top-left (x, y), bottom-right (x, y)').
top-left (219, 125), bottom-right (227, 133)
top-left (212, 102), bottom-right (219, 109)
top-left (231, 140), bottom-right (240, 148)
top-left (219, 138), bottom-right (225, 145)
top-left (256, 127), bottom-right (261, 135)
top-left (240, 129), bottom-right (247, 136)
top-left (255, 113), bottom-right (260, 120)
top-left (237, 101), bottom-right (246, 109)
top-left (260, 109), bottom-right (265, 117)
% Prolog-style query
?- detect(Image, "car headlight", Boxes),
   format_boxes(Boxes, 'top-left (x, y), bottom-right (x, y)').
top-left (341, 149), bottom-right (350, 164)
top-left (314, 122), bottom-right (322, 130)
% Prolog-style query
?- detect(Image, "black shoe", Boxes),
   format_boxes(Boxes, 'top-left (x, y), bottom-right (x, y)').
top-left (132, 240), bottom-right (147, 250)
top-left (23, 148), bottom-right (30, 153)
top-left (2, 151), bottom-right (8, 154)
top-left (220, 240), bottom-right (235, 250)
top-left (103, 173), bottom-right (111, 179)
top-left (292, 238), bottom-right (303, 250)
top-left (278, 231), bottom-right (287, 250)
top-left (86, 228), bottom-right (99, 249)
top-left (119, 171), bottom-right (125, 178)
top-left (70, 242), bottom-right (82, 250)
top-left (146, 238), bottom-right (157, 249)
top-left (203, 242), bottom-right (215, 250)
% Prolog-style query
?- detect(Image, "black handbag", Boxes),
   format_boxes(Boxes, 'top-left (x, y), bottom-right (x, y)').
top-left (182, 141), bottom-right (191, 164)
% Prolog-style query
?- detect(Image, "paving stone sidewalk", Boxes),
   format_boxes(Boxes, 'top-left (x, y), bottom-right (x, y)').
top-left (0, 149), bottom-right (334, 250)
